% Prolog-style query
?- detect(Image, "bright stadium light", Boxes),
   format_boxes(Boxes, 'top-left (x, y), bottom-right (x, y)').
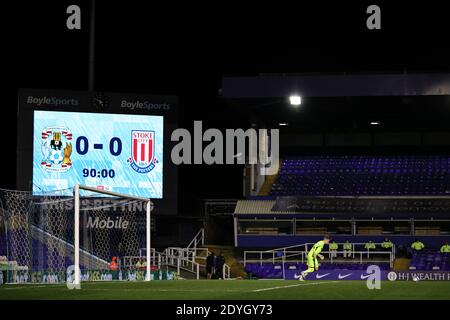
top-left (289, 95), bottom-right (302, 106)
top-left (279, 122), bottom-right (289, 126)
top-left (370, 121), bottom-right (381, 126)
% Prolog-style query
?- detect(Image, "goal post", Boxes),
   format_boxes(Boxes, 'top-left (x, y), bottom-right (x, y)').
top-left (0, 186), bottom-right (153, 285)
top-left (73, 184), bottom-right (152, 287)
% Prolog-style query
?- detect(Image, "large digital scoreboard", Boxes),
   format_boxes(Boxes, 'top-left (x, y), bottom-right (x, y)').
top-left (18, 89), bottom-right (178, 213)
top-left (33, 110), bottom-right (164, 198)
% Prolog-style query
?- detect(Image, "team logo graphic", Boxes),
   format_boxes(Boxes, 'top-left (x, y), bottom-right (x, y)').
top-left (387, 272), bottom-right (397, 281)
top-left (41, 127), bottom-right (73, 173)
top-left (128, 130), bottom-right (158, 173)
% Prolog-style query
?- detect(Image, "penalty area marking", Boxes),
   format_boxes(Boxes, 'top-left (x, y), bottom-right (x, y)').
top-left (252, 281), bottom-right (339, 292)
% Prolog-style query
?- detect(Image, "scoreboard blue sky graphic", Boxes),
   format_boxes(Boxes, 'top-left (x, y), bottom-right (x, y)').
top-left (33, 110), bottom-right (164, 198)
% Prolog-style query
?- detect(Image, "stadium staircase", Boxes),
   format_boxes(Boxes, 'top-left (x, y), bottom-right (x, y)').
top-left (393, 258), bottom-right (411, 270)
top-left (257, 173), bottom-right (278, 196)
top-left (201, 245), bottom-right (246, 278)
top-left (156, 229), bottom-right (237, 279)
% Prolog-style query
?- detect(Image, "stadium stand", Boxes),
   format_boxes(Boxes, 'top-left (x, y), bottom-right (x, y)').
top-left (409, 252), bottom-right (450, 271)
top-left (270, 155), bottom-right (450, 196)
top-left (233, 154), bottom-right (450, 279)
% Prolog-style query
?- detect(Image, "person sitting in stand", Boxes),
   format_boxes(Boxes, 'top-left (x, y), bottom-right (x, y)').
top-left (440, 241), bottom-right (450, 253)
top-left (411, 239), bottom-right (425, 252)
top-left (343, 240), bottom-right (352, 258)
top-left (329, 241), bottom-right (338, 258)
top-left (381, 238), bottom-right (394, 251)
top-left (364, 240), bottom-right (376, 258)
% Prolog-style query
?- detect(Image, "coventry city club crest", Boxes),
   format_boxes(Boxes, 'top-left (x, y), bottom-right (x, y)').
top-left (128, 130), bottom-right (158, 173)
top-left (41, 126), bottom-right (73, 173)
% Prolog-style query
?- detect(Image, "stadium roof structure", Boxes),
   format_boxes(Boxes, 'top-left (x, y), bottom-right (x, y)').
top-left (235, 200), bottom-right (287, 214)
top-left (219, 73), bottom-right (450, 133)
top-left (222, 73), bottom-right (450, 99)
top-left (234, 196), bottom-right (450, 220)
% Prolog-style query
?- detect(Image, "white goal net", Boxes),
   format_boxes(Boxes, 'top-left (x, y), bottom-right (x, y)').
top-left (0, 185), bottom-right (152, 286)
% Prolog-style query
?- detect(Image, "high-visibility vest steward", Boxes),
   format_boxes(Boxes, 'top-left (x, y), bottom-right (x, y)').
top-left (411, 241), bottom-right (425, 251)
top-left (381, 241), bottom-right (393, 249)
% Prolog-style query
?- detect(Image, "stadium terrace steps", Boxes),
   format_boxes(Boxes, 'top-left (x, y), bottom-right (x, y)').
top-left (393, 258), bottom-right (411, 271)
top-left (166, 266), bottom-right (204, 280)
top-left (203, 245), bottom-right (246, 278)
top-left (193, 249), bottom-right (209, 270)
top-left (258, 173), bottom-right (279, 196)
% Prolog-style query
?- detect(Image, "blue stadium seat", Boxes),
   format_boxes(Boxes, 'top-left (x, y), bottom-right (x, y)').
top-left (270, 155), bottom-right (450, 196)
top-left (409, 252), bottom-right (448, 270)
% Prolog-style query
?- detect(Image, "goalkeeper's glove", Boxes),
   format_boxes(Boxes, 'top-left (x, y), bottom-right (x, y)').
top-left (317, 254), bottom-right (324, 260)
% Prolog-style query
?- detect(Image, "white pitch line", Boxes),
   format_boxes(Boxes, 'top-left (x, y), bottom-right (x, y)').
top-left (252, 281), bottom-right (339, 292)
top-left (1, 285), bottom-right (65, 290)
top-left (83, 289), bottom-right (243, 292)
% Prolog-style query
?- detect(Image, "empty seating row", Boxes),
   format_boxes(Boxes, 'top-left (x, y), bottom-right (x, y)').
top-left (410, 252), bottom-right (450, 271)
top-left (271, 155), bottom-right (450, 196)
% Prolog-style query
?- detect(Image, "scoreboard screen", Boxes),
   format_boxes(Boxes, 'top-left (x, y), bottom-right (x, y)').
top-left (33, 110), bottom-right (164, 198)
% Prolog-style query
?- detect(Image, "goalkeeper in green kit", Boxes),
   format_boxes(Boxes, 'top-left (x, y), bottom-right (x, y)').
top-left (297, 234), bottom-right (332, 281)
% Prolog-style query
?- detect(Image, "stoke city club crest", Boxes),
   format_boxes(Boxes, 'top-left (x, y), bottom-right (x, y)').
top-left (128, 130), bottom-right (157, 174)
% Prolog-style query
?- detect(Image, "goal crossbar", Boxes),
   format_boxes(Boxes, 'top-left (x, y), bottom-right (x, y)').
top-left (77, 184), bottom-right (151, 202)
top-left (73, 184), bottom-right (152, 286)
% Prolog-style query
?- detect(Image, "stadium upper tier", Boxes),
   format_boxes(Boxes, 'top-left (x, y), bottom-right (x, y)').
top-left (270, 155), bottom-right (450, 196)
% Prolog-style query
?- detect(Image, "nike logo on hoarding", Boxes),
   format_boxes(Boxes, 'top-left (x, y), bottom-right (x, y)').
top-left (316, 273), bottom-right (331, 279)
top-left (338, 273), bottom-right (352, 279)
top-left (360, 274), bottom-right (371, 279)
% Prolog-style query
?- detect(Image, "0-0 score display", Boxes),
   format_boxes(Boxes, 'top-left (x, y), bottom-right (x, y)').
top-left (76, 135), bottom-right (122, 179)
top-left (33, 110), bottom-right (164, 198)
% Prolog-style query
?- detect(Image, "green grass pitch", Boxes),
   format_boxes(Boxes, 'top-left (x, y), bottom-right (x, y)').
top-left (1, 280), bottom-right (450, 300)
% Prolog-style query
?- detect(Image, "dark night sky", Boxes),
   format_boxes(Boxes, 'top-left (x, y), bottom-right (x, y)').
top-left (5, 1), bottom-right (450, 214)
